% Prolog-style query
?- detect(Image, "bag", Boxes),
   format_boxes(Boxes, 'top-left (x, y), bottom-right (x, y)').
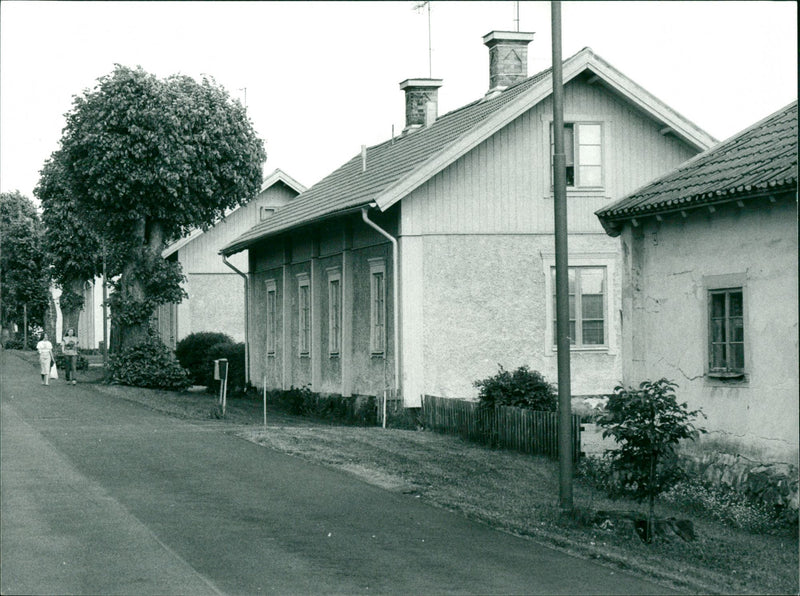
top-left (50, 362), bottom-right (59, 380)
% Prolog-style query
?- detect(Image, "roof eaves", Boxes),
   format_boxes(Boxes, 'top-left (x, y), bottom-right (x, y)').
top-left (583, 52), bottom-right (717, 151)
top-left (219, 202), bottom-right (371, 257)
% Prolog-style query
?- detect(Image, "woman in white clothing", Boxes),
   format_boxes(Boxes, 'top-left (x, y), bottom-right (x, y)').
top-left (36, 333), bottom-right (55, 385)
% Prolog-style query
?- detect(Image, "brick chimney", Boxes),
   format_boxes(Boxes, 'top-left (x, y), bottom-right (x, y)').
top-left (399, 78), bottom-right (443, 133)
top-left (483, 31), bottom-right (535, 94)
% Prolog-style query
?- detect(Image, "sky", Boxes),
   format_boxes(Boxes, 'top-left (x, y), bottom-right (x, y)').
top-left (1, 1), bottom-right (797, 203)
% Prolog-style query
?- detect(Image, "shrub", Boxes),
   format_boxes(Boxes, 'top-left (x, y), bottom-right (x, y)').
top-left (474, 365), bottom-right (557, 411)
top-left (175, 332), bottom-right (234, 386)
top-left (206, 342), bottom-right (246, 393)
top-left (54, 353), bottom-right (89, 372)
top-left (598, 379), bottom-right (706, 542)
top-left (269, 386), bottom-right (377, 426)
top-left (109, 334), bottom-right (191, 390)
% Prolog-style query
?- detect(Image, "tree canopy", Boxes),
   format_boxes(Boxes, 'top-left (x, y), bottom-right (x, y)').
top-left (0, 191), bottom-right (51, 336)
top-left (44, 64), bottom-right (266, 349)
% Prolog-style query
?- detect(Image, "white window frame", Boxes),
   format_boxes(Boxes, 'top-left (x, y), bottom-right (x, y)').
top-left (327, 267), bottom-right (342, 357)
top-left (368, 258), bottom-right (386, 356)
top-left (265, 279), bottom-right (277, 356)
top-left (296, 273), bottom-right (311, 357)
top-left (542, 253), bottom-right (616, 353)
top-left (548, 119), bottom-right (606, 192)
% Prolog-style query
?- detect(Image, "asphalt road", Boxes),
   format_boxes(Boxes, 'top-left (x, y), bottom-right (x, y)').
top-left (1, 350), bottom-right (673, 595)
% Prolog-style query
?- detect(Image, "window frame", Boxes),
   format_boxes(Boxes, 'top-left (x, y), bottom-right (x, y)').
top-left (542, 253), bottom-right (616, 354)
top-left (368, 258), bottom-right (387, 356)
top-left (549, 120), bottom-right (605, 191)
top-left (327, 268), bottom-right (342, 357)
top-left (296, 273), bottom-right (311, 357)
top-left (550, 266), bottom-right (608, 348)
top-left (265, 279), bottom-right (277, 356)
top-left (707, 287), bottom-right (746, 378)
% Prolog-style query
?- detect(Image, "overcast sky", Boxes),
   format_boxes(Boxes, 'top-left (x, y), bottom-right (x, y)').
top-left (1, 1), bottom-right (797, 202)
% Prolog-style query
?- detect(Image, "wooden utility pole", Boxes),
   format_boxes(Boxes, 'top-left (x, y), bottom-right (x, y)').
top-left (551, 0), bottom-right (573, 514)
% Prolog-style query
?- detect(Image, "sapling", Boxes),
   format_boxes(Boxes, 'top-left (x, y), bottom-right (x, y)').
top-left (598, 379), bottom-right (705, 542)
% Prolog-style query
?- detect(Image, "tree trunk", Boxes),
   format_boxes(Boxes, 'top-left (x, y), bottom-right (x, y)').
top-left (61, 279), bottom-right (84, 339)
top-left (117, 218), bottom-right (166, 351)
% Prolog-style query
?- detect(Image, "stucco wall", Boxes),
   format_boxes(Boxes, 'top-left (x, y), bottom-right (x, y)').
top-left (182, 273), bottom-right (246, 342)
top-left (620, 197), bottom-right (799, 463)
top-left (418, 233), bottom-right (622, 400)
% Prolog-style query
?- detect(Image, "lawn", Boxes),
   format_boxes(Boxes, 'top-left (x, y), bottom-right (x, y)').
top-left (16, 352), bottom-right (799, 595)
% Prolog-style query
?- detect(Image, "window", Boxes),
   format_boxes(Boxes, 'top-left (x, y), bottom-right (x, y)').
top-left (265, 280), bottom-right (277, 356)
top-left (369, 259), bottom-right (386, 355)
top-left (260, 206), bottom-right (275, 221)
top-left (551, 266), bottom-right (606, 347)
top-left (327, 269), bottom-right (341, 356)
top-left (551, 122), bottom-right (603, 188)
top-left (708, 288), bottom-right (745, 376)
top-left (297, 274), bottom-right (310, 357)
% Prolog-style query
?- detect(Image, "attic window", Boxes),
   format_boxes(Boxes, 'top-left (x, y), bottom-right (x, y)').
top-left (551, 122), bottom-right (604, 189)
top-left (260, 207), bottom-right (275, 221)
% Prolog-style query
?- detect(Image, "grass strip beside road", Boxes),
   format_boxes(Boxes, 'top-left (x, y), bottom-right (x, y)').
top-left (11, 351), bottom-right (798, 595)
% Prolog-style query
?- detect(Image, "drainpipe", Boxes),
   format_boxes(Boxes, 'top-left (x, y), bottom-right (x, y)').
top-left (222, 255), bottom-right (250, 386)
top-left (361, 205), bottom-right (400, 421)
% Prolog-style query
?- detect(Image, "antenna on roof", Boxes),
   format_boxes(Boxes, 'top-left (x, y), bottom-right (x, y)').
top-left (514, 1), bottom-right (520, 31)
top-left (413, 1), bottom-right (433, 77)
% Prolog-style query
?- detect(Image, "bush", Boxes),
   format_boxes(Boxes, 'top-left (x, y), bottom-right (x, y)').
top-left (175, 332), bottom-right (234, 386)
top-left (474, 365), bottom-right (557, 411)
top-left (269, 386), bottom-right (377, 426)
top-left (54, 353), bottom-right (89, 372)
top-left (110, 334), bottom-right (191, 390)
top-left (206, 342), bottom-right (245, 393)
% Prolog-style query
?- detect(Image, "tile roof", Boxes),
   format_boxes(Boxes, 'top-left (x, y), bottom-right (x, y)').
top-left (597, 100), bottom-right (798, 230)
top-left (219, 61), bottom-right (558, 256)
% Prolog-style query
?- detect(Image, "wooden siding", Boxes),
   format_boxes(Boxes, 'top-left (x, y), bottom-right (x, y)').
top-left (180, 182), bottom-right (299, 275)
top-left (401, 77), bottom-right (698, 237)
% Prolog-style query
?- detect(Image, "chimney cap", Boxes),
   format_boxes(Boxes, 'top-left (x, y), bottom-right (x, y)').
top-left (482, 30), bottom-right (535, 47)
top-left (399, 78), bottom-right (444, 91)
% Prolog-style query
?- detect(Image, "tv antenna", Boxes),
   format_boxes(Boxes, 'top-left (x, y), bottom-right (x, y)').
top-left (413, 1), bottom-right (432, 77)
top-left (514, 1), bottom-right (520, 31)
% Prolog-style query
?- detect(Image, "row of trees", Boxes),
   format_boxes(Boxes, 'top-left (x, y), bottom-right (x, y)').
top-left (3, 65), bottom-right (265, 352)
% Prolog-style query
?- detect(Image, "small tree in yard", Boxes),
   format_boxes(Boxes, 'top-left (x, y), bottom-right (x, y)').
top-left (598, 379), bottom-right (706, 543)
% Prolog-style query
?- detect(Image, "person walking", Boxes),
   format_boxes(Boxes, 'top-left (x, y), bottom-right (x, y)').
top-left (36, 333), bottom-right (55, 386)
top-left (62, 328), bottom-right (79, 385)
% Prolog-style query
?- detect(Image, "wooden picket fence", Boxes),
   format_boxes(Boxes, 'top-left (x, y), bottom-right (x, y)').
top-left (420, 395), bottom-right (582, 462)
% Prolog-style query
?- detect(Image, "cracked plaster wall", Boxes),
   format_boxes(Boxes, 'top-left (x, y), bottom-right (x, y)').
top-left (620, 198), bottom-right (798, 463)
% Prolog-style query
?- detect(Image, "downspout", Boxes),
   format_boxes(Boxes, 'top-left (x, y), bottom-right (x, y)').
top-left (361, 205), bottom-right (400, 409)
top-left (222, 255), bottom-right (250, 386)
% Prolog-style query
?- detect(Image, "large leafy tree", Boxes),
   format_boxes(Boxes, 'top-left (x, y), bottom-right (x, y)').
top-left (36, 154), bottom-right (105, 335)
top-left (0, 191), bottom-right (51, 339)
top-left (50, 65), bottom-right (266, 349)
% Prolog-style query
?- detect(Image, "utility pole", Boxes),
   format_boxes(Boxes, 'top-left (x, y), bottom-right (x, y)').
top-left (551, 0), bottom-right (573, 514)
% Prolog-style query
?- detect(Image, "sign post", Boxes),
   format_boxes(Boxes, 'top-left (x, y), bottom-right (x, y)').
top-left (214, 358), bottom-right (229, 417)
